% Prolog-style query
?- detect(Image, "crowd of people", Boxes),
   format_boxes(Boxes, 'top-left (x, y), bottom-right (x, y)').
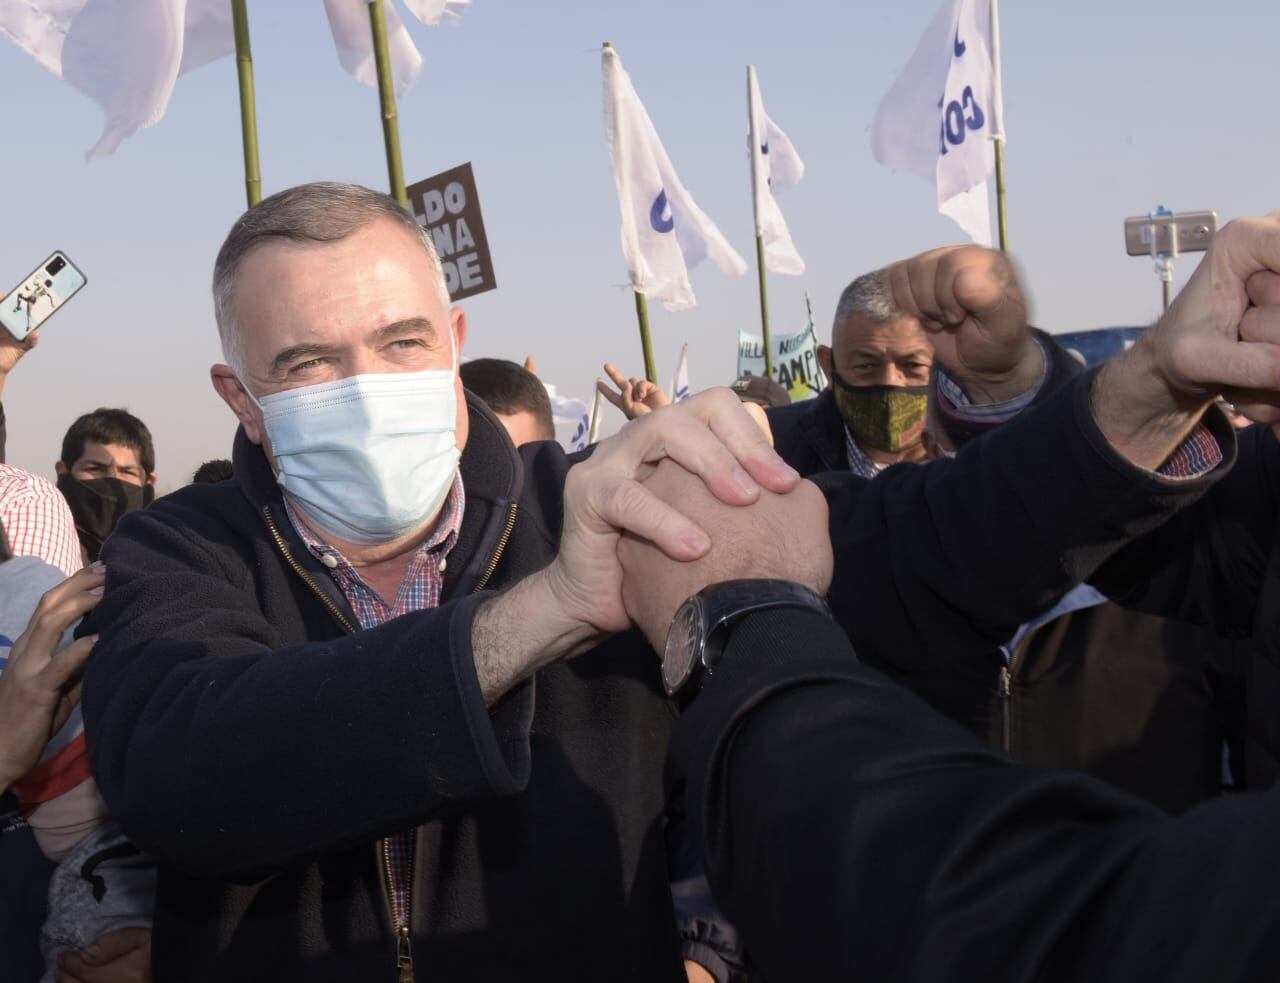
top-left (2, 180), bottom-right (1280, 982)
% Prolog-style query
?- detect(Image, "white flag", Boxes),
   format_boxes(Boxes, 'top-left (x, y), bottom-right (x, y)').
top-left (871, 0), bottom-right (1001, 246)
top-left (324, 0), bottom-right (469, 98)
top-left (670, 344), bottom-right (690, 403)
top-left (602, 45), bottom-right (747, 312)
top-left (543, 383), bottom-right (591, 452)
top-left (0, 0), bottom-right (469, 159)
top-left (0, 0), bottom-right (234, 158)
top-left (747, 66), bottom-right (805, 275)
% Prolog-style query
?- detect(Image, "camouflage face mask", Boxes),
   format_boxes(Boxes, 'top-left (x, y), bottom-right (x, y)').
top-left (832, 377), bottom-right (929, 453)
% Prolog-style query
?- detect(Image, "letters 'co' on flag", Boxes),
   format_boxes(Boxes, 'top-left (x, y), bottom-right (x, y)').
top-left (747, 66), bottom-right (806, 276)
top-left (602, 45), bottom-right (746, 312)
top-left (871, 0), bottom-right (1002, 246)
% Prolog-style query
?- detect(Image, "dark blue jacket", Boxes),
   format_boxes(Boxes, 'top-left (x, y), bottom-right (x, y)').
top-left (82, 395), bottom-right (686, 982)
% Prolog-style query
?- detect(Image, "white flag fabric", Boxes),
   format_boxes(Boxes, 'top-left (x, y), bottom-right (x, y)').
top-left (871, 0), bottom-right (1000, 246)
top-left (602, 45), bottom-right (747, 312)
top-left (324, 0), bottom-right (422, 98)
top-left (543, 383), bottom-right (591, 452)
top-left (747, 66), bottom-right (805, 275)
top-left (0, 0), bottom-right (468, 158)
top-left (401, 0), bottom-right (471, 26)
top-left (323, 0), bottom-right (468, 98)
top-left (0, 0), bottom-right (234, 158)
top-left (670, 344), bottom-right (690, 402)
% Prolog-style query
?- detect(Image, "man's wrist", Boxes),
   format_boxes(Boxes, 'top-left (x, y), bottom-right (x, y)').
top-left (957, 335), bottom-right (1044, 405)
top-left (471, 566), bottom-right (602, 705)
top-left (1091, 336), bottom-right (1211, 472)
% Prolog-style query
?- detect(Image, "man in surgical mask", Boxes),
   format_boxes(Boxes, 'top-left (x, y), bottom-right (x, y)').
top-left (79, 182), bottom-right (797, 983)
top-left (53, 407), bottom-right (156, 563)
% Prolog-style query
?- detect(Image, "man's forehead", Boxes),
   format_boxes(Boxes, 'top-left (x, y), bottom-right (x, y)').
top-left (78, 441), bottom-right (142, 467)
top-left (232, 221), bottom-right (444, 357)
top-left (835, 315), bottom-right (932, 357)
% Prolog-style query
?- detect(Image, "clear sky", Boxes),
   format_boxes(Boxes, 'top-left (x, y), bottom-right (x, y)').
top-left (1, 0), bottom-right (1277, 488)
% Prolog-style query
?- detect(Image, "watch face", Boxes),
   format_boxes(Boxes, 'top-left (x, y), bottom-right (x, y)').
top-left (663, 599), bottom-right (703, 695)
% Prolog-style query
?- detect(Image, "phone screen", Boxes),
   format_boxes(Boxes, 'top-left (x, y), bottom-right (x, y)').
top-left (0, 252), bottom-right (87, 341)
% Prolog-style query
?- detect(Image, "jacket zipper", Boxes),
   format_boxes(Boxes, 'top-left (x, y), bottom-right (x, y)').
top-left (384, 838), bottom-right (415, 982)
top-left (999, 623), bottom-right (1045, 754)
top-left (261, 507), bottom-right (357, 634)
top-left (472, 504), bottom-right (518, 593)
top-left (263, 500), bottom-right (518, 981)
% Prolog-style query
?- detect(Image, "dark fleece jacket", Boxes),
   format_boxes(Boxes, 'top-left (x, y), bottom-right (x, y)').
top-left (81, 395), bottom-right (685, 982)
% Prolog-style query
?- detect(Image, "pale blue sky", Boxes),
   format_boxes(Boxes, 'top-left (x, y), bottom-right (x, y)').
top-left (1, 0), bottom-right (1277, 487)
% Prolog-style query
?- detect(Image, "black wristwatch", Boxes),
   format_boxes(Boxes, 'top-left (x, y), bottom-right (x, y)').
top-left (661, 579), bottom-right (831, 698)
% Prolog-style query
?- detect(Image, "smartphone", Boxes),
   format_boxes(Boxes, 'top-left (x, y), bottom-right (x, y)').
top-left (0, 251), bottom-right (87, 341)
top-left (1124, 211), bottom-right (1217, 257)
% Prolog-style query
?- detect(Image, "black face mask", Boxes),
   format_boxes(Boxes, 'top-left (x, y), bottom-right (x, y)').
top-left (56, 474), bottom-right (152, 562)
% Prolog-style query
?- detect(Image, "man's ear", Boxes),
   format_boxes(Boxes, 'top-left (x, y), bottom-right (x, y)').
top-left (210, 364), bottom-right (264, 445)
top-left (451, 306), bottom-right (467, 361)
top-left (54, 460), bottom-right (67, 477)
top-left (817, 344), bottom-right (833, 381)
top-left (146, 472), bottom-right (158, 488)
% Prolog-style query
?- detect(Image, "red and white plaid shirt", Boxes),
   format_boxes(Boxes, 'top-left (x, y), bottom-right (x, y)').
top-left (0, 464), bottom-right (82, 577)
top-left (285, 473), bottom-right (465, 935)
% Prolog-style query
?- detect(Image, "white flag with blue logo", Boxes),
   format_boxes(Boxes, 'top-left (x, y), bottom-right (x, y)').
top-left (602, 45), bottom-right (747, 312)
top-left (870, 0), bottom-right (1002, 246)
top-left (747, 66), bottom-right (805, 276)
top-left (670, 344), bottom-right (690, 402)
top-left (544, 383), bottom-right (592, 452)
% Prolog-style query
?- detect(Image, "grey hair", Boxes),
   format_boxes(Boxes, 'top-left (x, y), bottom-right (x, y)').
top-left (212, 182), bottom-right (450, 377)
top-left (832, 269), bottom-right (899, 329)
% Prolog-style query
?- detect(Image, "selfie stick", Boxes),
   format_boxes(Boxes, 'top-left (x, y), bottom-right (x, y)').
top-left (1144, 205), bottom-right (1177, 313)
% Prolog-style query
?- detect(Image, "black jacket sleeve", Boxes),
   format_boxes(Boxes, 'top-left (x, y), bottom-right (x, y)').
top-left (1089, 422), bottom-right (1280, 638)
top-left (670, 607), bottom-right (1280, 983)
top-left (818, 370), bottom-right (1234, 677)
top-left (82, 502), bottom-right (534, 881)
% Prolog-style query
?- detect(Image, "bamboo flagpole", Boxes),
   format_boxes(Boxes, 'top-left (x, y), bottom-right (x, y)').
top-left (231, 0), bottom-right (261, 208)
top-left (746, 66), bottom-right (773, 378)
top-left (369, 0), bottom-right (409, 207)
top-left (989, 0), bottom-right (1008, 252)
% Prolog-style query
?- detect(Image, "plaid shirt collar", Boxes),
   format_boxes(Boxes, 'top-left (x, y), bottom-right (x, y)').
top-left (284, 472), bottom-right (466, 627)
top-left (843, 427), bottom-right (890, 480)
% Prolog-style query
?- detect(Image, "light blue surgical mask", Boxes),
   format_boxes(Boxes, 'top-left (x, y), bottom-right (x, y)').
top-left (244, 351), bottom-right (460, 546)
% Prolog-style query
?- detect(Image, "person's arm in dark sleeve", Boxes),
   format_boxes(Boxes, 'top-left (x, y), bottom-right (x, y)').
top-left (1087, 423), bottom-right (1280, 638)
top-left (817, 369), bottom-right (1237, 674)
top-left (82, 502), bottom-right (536, 881)
top-left (670, 607), bottom-right (1280, 983)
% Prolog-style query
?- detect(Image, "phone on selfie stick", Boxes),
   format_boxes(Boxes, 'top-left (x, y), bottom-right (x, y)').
top-left (0, 251), bottom-right (88, 341)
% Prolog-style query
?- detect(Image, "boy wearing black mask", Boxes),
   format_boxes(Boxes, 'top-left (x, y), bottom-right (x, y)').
top-left (54, 408), bottom-right (155, 562)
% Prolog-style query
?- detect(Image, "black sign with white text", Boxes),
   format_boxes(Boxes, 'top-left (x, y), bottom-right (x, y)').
top-left (406, 162), bottom-right (496, 301)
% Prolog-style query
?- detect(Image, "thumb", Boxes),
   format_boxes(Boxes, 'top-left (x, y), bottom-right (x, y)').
top-left (523, 355), bottom-right (538, 376)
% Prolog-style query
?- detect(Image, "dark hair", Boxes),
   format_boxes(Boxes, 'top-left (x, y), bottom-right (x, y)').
top-left (61, 408), bottom-right (156, 477)
top-left (459, 359), bottom-right (555, 440)
top-left (0, 518), bottom-right (10, 563)
top-left (191, 459), bottom-right (234, 484)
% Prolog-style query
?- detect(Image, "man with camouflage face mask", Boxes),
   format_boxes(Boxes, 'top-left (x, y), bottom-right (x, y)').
top-left (769, 247), bottom-right (1056, 478)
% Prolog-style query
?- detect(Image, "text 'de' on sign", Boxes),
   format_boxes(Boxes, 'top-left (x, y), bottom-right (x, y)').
top-left (406, 162), bottom-right (496, 301)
